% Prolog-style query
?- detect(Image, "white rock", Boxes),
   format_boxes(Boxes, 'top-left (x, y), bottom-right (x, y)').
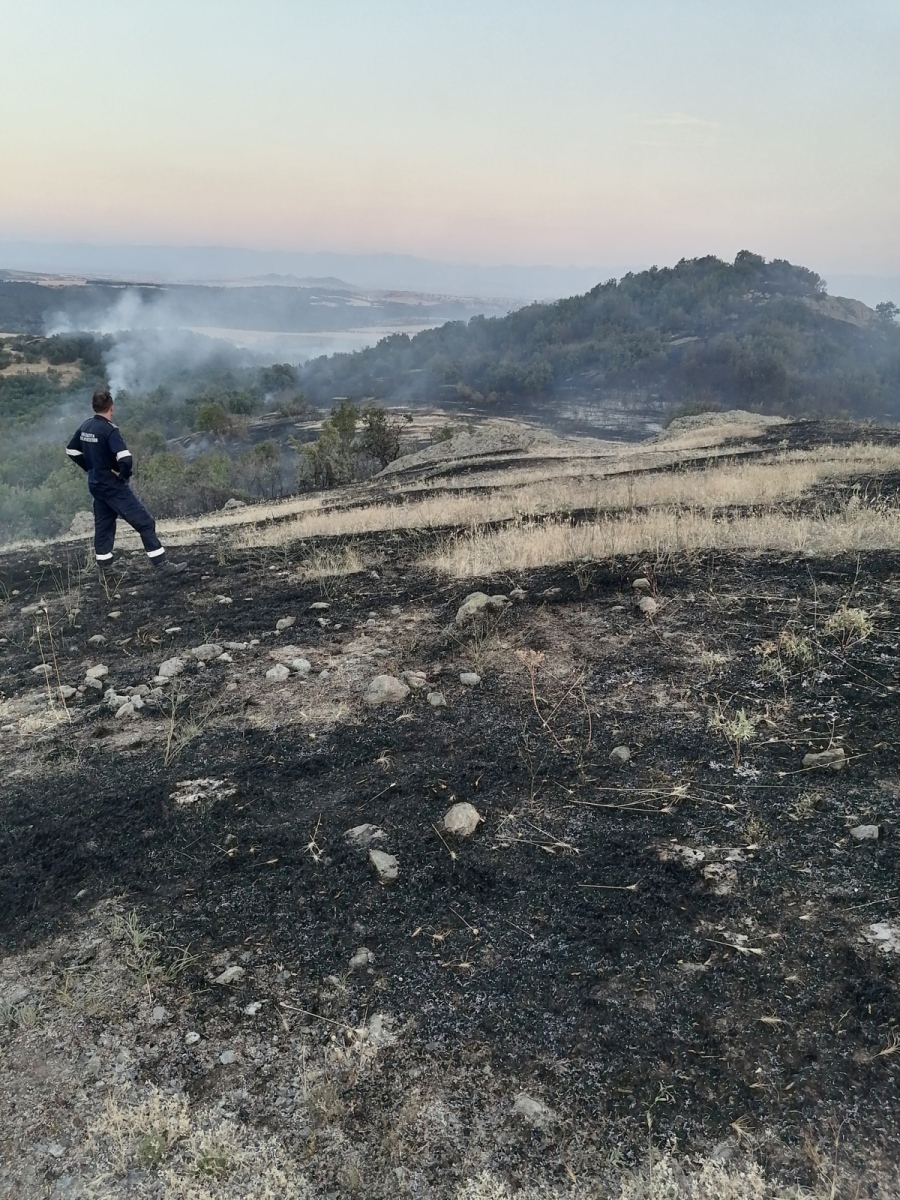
top-left (266, 663), bottom-right (291, 682)
top-left (164, 626), bottom-right (181, 634)
top-left (862, 922), bottom-right (900, 954)
top-left (289, 657), bottom-right (312, 675)
top-left (803, 747), bottom-right (846, 771)
top-left (150, 1005), bottom-right (169, 1025)
top-left (57, 685), bottom-right (77, 700)
top-left (443, 802), bottom-right (482, 837)
top-left (309, 602), bottom-right (330, 610)
top-left (224, 641), bottom-right (248, 650)
top-left (850, 824), bottom-right (880, 841)
top-left (459, 672), bottom-right (481, 687)
top-left (85, 664), bottom-right (108, 679)
top-left (31, 663), bottom-right (52, 675)
top-left (213, 965), bottom-right (245, 985)
top-left (638, 596), bottom-right (659, 617)
top-left (115, 702), bottom-right (137, 720)
top-left (108, 610), bottom-right (122, 620)
top-left (402, 670), bottom-right (428, 689)
top-left (219, 1049), bottom-right (238, 1065)
top-left (158, 657), bottom-right (186, 678)
top-left (632, 578), bottom-right (652, 591)
top-left (185, 1031), bottom-right (201, 1045)
top-left (130, 695), bottom-right (145, 711)
top-left (87, 634), bottom-right (107, 645)
top-left (427, 691), bottom-right (447, 708)
top-left (275, 616), bottom-right (296, 632)
top-left (349, 947), bottom-right (375, 970)
top-left (83, 676), bottom-right (104, 692)
top-left (609, 745), bottom-right (631, 764)
top-left (190, 643), bottom-right (223, 661)
top-left (369, 849), bottom-right (399, 884)
top-left (345, 824), bottom-right (385, 848)
top-left (512, 1093), bottom-right (557, 1128)
top-left (363, 675), bottom-right (410, 706)
top-left (455, 591), bottom-right (508, 625)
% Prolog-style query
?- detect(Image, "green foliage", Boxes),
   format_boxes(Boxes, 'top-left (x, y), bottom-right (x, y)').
top-left (259, 362), bottom-right (299, 392)
top-left (195, 401), bottom-right (232, 434)
top-left (297, 253), bottom-right (900, 422)
top-left (358, 405), bottom-right (409, 469)
top-left (876, 301), bottom-right (899, 322)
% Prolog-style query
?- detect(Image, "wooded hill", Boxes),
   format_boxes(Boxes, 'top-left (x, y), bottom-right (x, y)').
top-left (298, 252), bottom-right (900, 423)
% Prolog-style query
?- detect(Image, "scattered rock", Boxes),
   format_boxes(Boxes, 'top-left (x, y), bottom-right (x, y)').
top-left (222, 497), bottom-right (246, 510)
top-left (266, 663), bottom-right (291, 682)
top-left (87, 634), bottom-right (107, 646)
top-left (459, 671), bottom-right (481, 687)
top-left (31, 663), bottom-right (52, 675)
top-left (21, 603), bottom-right (45, 618)
top-left (85, 664), bottom-right (108, 679)
top-left (57, 685), bottom-right (77, 700)
top-left (509, 587), bottom-right (527, 601)
top-left (213, 965), bottom-right (246, 985)
top-left (219, 1049), bottom-right (238, 1065)
top-left (345, 824), bottom-right (385, 849)
top-left (803, 747), bottom-right (846, 771)
top-left (309, 602), bottom-right (330, 611)
top-left (363, 675), bottom-right (410, 706)
top-left (427, 691), bottom-right (447, 708)
top-left (185, 1031), bottom-right (201, 1045)
top-left (632, 578), bottom-right (652, 591)
top-left (455, 591), bottom-right (508, 625)
top-left (609, 745), bottom-right (631, 764)
top-left (702, 862), bottom-right (738, 895)
top-left (862, 922), bottom-right (900, 955)
top-left (401, 670), bottom-right (428, 689)
top-left (850, 824), bottom-right (880, 841)
top-left (610, 604), bottom-right (625, 613)
top-left (512, 1093), bottom-right (557, 1128)
top-left (289, 657), bottom-right (312, 675)
top-left (150, 1005), bottom-right (169, 1025)
top-left (216, 595), bottom-right (233, 605)
top-left (83, 676), bottom-right (104, 692)
top-left (638, 596), bottom-right (659, 617)
top-left (190, 643), bottom-right (223, 662)
top-left (369, 849), bottom-right (399, 884)
top-left (115, 702), bottom-right (138, 720)
top-left (443, 802), bottom-right (482, 837)
top-left (349, 947), bottom-right (375, 970)
top-left (275, 616), bottom-right (296, 631)
top-left (171, 778), bottom-right (237, 807)
top-left (243, 1001), bottom-right (265, 1015)
top-left (107, 611), bottom-right (122, 620)
top-left (3, 984), bottom-right (31, 1007)
top-left (158, 657), bottom-right (186, 679)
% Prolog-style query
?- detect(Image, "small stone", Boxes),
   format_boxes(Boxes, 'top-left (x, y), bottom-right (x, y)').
top-left (455, 591), bottom-right (508, 625)
top-left (107, 611), bottom-right (122, 620)
top-left (224, 641), bottom-right (248, 650)
top-left (216, 595), bottom-right (233, 605)
top-left (275, 616), bottom-right (296, 631)
top-left (309, 602), bottom-right (330, 611)
top-left (862, 922), bottom-right (900, 954)
top-left (164, 626), bottom-right (181, 634)
top-left (632, 578), bottom-right (652, 591)
top-left (21, 604), bottom-right (43, 617)
top-left (266, 663), bottom-right (291, 682)
top-left (345, 824), bottom-right (385, 849)
top-left (363, 675), bottom-right (410, 706)
top-left (803, 747), bottom-right (846, 771)
top-left (219, 1049), bottom-right (238, 1065)
top-left (4, 984), bottom-right (31, 1006)
top-left (88, 634), bottom-right (107, 645)
top-left (130, 695), bottom-right (145, 711)
top-left (190, 643), bottom-right (223, 662)
top-left (349, 947), bottom-right (375, 970)
top-left (402, 670), bottom-right (428, 689)
top-left (850, 824), bottom-right (880, 841)
top-left (289, 657), bottom-right (312, 675)
top-left (443, 802), bottom-right (482, 837)
top-left (85, 664), bottom-right (108, 679)
top-left (130, 684), bottom-right (150, 697)
top-left (185, 1031), bottom-right (201, 1045)
top-left (222, 497), bottom-right (246, 510)
top-left (115, 702), bottom-right (137, 720)
top-left (609, 745), bottom-right (631, 764)
top-left (83, 675), bottom-right (103, 692)
top-left (390, 605), bottom-right (401, 616)
top-left (31, 663), bottom-right (53, 675)
top-left (512, 1093), bottom-right (556, 1128)
top-left (243, 1001), bottom-right (265, 1015)
top-left (459, 672), bottom-right (481, 687)
top-left (213, 965), bottom-right (245, 985)
top-left (638, 596), bottom-right (659, 617)
top-left (47, 1143), bottom-right (66, 1159)
top-left (57, 685), bottom-right (77, 700)
top-left (427, 691), bottom-right (446, 708)
top-left (369, 849), bottom-right (399, 884)
top-left (150, 1005), bottom-right (169, 1025)
top-left (158, 657), bottom-right (186, 678)
top-left (509, 587), bottom-right (527, 601)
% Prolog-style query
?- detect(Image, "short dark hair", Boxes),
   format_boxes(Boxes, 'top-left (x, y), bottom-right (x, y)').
top-left (92, 388), bottom-right (113, 413)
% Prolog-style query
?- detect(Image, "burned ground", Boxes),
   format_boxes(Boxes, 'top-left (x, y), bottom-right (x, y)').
top-left (1, 434), bottom-right (899, 1198)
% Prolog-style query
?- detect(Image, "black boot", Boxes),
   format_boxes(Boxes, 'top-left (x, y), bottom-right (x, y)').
top-left (153, 556), bottom-right (187, 575)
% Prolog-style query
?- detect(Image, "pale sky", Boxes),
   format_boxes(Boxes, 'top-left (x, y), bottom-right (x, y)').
top-left (1, 0), bottom-right (898, 274)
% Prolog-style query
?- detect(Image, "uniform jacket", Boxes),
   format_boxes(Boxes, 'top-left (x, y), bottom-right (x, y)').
top-left (66, 416), bottom-right (133, 486)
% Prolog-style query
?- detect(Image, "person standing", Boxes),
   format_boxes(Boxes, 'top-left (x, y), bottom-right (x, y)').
top-left (66, 388), bottom-right (186, 574)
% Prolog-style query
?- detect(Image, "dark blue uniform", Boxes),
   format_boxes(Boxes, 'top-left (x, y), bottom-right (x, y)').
top-left (66, 415), bottom-right (165, 563)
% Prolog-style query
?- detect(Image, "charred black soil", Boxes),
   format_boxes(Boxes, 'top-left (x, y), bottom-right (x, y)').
top-left (2, 516), bottom-right (899, 1194)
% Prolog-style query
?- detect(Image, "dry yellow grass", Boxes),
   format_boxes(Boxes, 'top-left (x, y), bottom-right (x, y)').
top-left (426, 506), bottom-right (900, 577)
